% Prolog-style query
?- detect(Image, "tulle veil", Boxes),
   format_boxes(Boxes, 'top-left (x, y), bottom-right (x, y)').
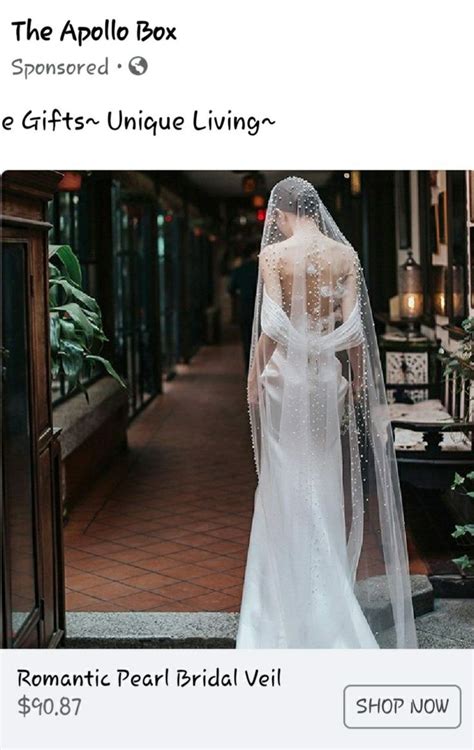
top-left (238, 176), bottom-right (417, 648)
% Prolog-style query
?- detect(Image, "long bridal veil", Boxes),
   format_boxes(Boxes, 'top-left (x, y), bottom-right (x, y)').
top-left (238, 176), bottom-right (417, 648)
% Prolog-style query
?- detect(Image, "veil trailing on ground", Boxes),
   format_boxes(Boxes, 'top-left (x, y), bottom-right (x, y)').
top-left (238, 176), bottom-right (417, 648)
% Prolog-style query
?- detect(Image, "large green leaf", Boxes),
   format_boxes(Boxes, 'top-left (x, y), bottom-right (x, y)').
top-left (60, 340), bottom-right (84, 379)
top-left (85, 354), bottom-right (126, 388)
top-left (451, 472), bottom-right (465, 489)
top-left (59, 318), bottom-right (77, 340)
top-left (83, 308), bottom-right (103, 324)
top-left (49, 244), bottom-right (125, 401)
top-left (51, 303), bottom-right (94, 341)
top-left (452, 554), bottom-right (474, 571)
top-left (49, 244), bottom-right (82, 286)
top-left (50, 314), bottom-right (60, 353)
top-left (50, 278), bottom-right (100, 313)
top-left (58, 319), bottom-right (87, 351)
top-left (48, 262), bottom-right (60, 279)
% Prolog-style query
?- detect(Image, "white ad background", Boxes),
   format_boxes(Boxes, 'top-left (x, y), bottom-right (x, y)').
top-left (1, 2), bottom-right (474, 749)
top-left (0, 649), bottom-right (473, 749)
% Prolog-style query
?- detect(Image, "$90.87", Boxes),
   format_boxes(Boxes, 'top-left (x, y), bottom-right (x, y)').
top-left (18, 695), bottom-right (82, 717)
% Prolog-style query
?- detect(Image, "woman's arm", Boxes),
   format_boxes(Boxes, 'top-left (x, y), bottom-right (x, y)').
top-left (247, 248), bottom-right (280, 405)
top-left (341, 251), bottom-right (364, 396)
top-left (247, 333), bottom-right (276, 405)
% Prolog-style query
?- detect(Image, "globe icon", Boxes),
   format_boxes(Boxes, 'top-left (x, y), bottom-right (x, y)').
top-left (128, 57), bottom-right (148, 76)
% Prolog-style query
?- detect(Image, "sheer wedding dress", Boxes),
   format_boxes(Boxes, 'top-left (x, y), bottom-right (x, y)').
top-left (236, 177), bottom-right (418, 649)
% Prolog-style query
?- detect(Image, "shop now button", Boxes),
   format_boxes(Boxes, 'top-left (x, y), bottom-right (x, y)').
top-left (343, 685), bottom-right (462, 729)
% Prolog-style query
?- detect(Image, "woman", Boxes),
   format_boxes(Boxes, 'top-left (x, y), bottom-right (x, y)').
top-left (236, 177), bottom-right (417, 649)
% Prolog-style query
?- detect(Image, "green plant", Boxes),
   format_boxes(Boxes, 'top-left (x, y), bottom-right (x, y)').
top-left (439, 316), bottom-right (474, 382)
top-left (49, 244), bottom-right (125, 400)
top-left (440, 317), bottom-right (474, 573)
top-left (450, 472), bottom-right (474, 572)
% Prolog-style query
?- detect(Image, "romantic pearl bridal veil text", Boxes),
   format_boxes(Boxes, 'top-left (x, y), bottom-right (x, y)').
top-left (236, 177), bottom-right (418, 649)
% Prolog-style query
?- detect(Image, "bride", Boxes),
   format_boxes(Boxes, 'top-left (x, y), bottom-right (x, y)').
top-left (236, 177), bottom-right (418, 649)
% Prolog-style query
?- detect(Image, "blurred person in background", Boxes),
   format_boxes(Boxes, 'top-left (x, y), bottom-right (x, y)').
top-left (228, 242), bottom-right (259, 370)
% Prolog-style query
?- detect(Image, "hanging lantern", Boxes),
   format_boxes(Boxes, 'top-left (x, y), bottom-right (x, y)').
top-left (242, 174), bottom-right (258, 194)
top-left (350, 171), bottom-right (361, 196)
top-left (398, 250), bottom-right (423, 334)
top-left (432, 265), bottom-right (446, 316)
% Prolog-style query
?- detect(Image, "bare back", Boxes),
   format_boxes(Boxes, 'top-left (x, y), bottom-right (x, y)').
top-left (260, 230), bottom-right (358, 331)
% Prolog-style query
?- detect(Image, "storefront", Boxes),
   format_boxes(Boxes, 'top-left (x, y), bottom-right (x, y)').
top-left (1, 172), bottom-right (65, 648)
top-left (378, 171), bottom-right (474, 594)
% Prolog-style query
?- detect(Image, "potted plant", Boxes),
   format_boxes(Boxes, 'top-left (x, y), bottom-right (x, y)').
top-left (49, 244), bottom-right (125, 399)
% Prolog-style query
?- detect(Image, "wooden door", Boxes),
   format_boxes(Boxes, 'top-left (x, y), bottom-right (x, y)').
top-left (1, 171), bottom-right (65, 648)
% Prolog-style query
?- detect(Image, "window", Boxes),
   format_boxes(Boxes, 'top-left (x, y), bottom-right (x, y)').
top-left (48, 185), bottom-right (101, 403)
top-left (446, 171), bottom-right (468, 327)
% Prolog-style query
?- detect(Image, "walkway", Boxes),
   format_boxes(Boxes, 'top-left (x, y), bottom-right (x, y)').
top-left (64, 329), bottom-right (256, 612)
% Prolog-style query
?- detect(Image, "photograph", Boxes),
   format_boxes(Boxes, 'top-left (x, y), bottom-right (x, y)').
top-left (2, 169), bottom-right (474, 651)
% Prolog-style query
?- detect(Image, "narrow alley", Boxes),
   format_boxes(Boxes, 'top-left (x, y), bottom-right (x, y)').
top-left (4, 169), bottom-right (472, 652)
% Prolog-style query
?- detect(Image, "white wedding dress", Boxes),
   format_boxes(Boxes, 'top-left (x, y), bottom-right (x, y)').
top-left (236, 177), bottom-right (417, 649)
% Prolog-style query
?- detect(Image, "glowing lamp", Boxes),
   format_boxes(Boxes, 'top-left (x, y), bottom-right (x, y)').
top-left (57, 171), bottom-right (82, 191)
top-left (252, 195), bottom-right (266, 209)
top-left (432, 264), bottom-right (464, 320)
top-left (432, 266), bottom-right (446, 316)
top-left (256, 209), bottom-right (266, 223)
top-left (452, 264), bottom-right (465, 320)
top-left (350, 171), bottom-right (361, 196)
top-left (398, 250), bottom-right (423, 336)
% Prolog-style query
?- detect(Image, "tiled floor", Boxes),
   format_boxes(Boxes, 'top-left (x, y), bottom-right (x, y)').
top-left (64, 329), bottom-right (256, 612)
top-left (64, 326), bottom-right (427, 613)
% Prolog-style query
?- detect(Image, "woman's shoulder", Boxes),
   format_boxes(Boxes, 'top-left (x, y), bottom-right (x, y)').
top-left (259, 239), bottom-right (289, 255)
top-left (329, 240), bottom-right (360, 272)
top-left (258, 240), bottom-right (289, 264)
